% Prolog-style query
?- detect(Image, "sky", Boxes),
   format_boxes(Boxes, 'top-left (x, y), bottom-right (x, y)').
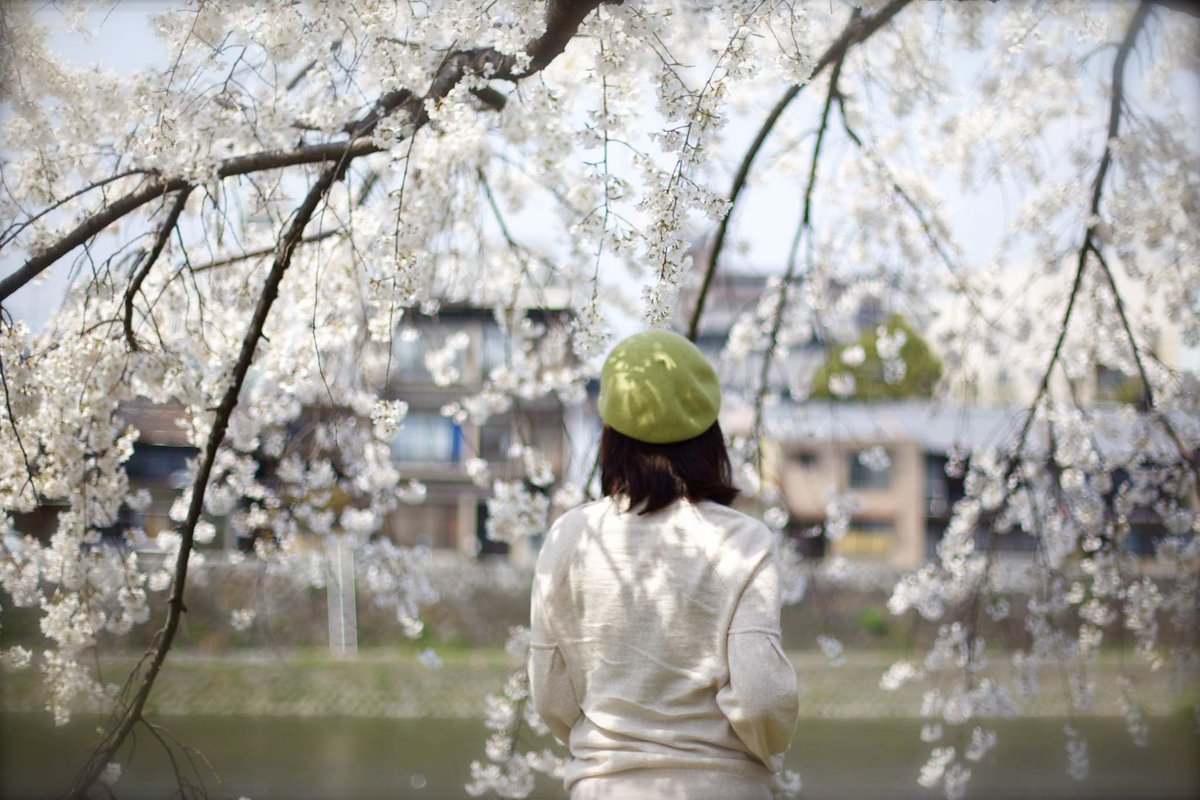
top-left (4, 1), bottom-right (1197, 374)
top-left (3, 2), bottom-right (167, 331)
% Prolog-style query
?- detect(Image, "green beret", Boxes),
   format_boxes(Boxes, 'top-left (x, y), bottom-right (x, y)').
top-left (598, 329), bottom-right (721, 444)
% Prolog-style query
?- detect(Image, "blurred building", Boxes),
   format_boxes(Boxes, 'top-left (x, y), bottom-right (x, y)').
top-left (687, 268), bottom-right (1183, 570)
top-left (677, 270), bottom-right (831, 405)
top-left (91, 295), bottom-right (587, 569)
top-left (721, 400), bottom-right (1184, 570)
top-left (379, 297), bottom-right (589, 566)
top-left (727, 402), bottom-right (1017, 569)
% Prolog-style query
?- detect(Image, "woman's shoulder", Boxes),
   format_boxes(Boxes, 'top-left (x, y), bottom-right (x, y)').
top-left (690, 499), bottom-right (772, 538)
top-left (534, 497), bottom-right (611, 571)
top-left (686, 500), bottom-right (777, 563)
top-left (552, 496), bottom-right (612, 531)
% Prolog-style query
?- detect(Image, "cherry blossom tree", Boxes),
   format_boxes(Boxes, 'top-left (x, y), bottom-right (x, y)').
top-left (1, 1), bottom-right (1197, 798)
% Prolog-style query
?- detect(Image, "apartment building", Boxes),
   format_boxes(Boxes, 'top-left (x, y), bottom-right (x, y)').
top-left (379, 298), bottom-right (587, 565)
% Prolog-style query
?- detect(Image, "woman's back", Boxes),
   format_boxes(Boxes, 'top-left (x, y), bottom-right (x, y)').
top-left (531, 495), bottom-right (797, 796)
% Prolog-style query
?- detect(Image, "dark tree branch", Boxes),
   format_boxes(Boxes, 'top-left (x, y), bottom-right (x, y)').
top-left (0, 168), bottom-right (152, 250)
top-left (959, 0), bottom-right (1154, 686)
top-left (1089, 238), bottom-right (1200, 498)
top-left (686, 0), bottom-right (913, 341)
top-left (472, 85), bottom-right (509, 112)
top-left (0, 346), bottom-right (38, 506)
top-left (123, 188), bottom-right (192, 351)
top-left (1008, 1), bottom-right (1151, 465)
top-left (750, 17), bottom-right (853, 470)
top-left (1, 177), bottom-right (188, 303)
top-left (66, 159), bottom-right (345, 800)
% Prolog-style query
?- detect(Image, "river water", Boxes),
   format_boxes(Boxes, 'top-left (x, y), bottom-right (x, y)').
top-left (2, 713), bottom-right (1197, 799)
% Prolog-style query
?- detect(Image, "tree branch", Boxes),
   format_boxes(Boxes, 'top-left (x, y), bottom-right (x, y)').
top-left (1007, 1), bottom-right (1151, 465)
top-left (123, 187), bottom-right (192, 351)
top-left (1, 177), bottom-right (188, 303)
top-left (835, 94), bottom-right (1002, 331)
top-left (750, 16), bottom-right (853, 471)
top-left (0, 168), bottom-right (152, 250)
top-left (66, 158), bottom-right (344, 800)
top-left (0, 345), bottom-right (38, 507)
top-left (2, 0), bottom-right (622, 305)
top-left (686, 0), bottom-right (913, 341)
top-left (960, 0), bottom-right (1154, 687)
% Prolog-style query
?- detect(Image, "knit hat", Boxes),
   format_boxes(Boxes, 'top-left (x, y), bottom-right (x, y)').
top-left (598, 329), bottom-right (721, 444)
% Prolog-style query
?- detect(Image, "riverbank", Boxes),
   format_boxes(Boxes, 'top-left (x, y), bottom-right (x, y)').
top-left (2, 647), bottom-right (1194, 720)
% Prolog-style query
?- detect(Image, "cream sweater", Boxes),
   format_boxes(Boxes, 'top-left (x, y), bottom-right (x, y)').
top-left (528, 496), bottom-right (800, 797)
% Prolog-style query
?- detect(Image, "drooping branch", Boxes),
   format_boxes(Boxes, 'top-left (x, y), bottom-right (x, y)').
top-left (750, 18), bottom-right (853, 474)
top-left (66, 158), bottom-right (346, 799)
top-left (686, 0), bottom-right (913, 341)
top-left (0, 345), bottom-right (38, 506)
top-left (1088, 224), bottom-right (1200, 499)
top-left (1, 0), bottom-right (623, 305)
top-left (1006, 1), bottom-right (1151, 466)
top-left (957, 0), bottom-right (1153, 684)
top-left (834, 95), bottom-right (1002, 332)
top-left (123, 187), bottom-right (192, 351)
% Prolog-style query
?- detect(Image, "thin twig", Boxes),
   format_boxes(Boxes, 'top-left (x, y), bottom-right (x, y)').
top-left (123, 188), bottom-right (192, 351)
top-left (187, 229), bottom-right (344, 274)
top-left (750, 16), bottom-right (854, 479)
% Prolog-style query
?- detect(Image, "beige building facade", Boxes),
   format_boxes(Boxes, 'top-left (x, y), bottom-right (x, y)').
top-left (723, 401), bottom-right (1029, 571)
top-left (776, 437), bottom-right (929, 569)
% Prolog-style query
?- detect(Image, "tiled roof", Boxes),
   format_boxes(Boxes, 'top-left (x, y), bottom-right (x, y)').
top-left (723, 399), bottom-right (1191, 459)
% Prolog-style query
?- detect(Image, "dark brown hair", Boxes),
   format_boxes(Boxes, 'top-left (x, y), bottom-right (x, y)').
top-left (599, 421), bottom-right (739, 515)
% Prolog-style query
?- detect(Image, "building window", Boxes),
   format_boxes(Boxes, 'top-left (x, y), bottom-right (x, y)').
top-left (391, 410), bottom-right (462, 463)
top-left (479, 420), bottom-right (512, 462)
top-left (848, 449), bottom-right (892, 490)
top-left (790, 449), bottom-right (818, 468)
top-left (476, 500), bottom-right (510, 557)
top-left (786, 519), bottom-right (826, 559)
top-left (392, 328), bottom-right (426, 380)
top-left (925, 455), bottom-right (950, 517)
top-left (389, 503), bottom-right (458, 549)
top-left (1123, 523), bottom-right (1166, 557)
top-left (481, 323), bottom-right (508, 375)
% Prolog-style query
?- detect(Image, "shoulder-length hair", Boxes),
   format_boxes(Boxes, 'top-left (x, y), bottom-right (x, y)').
top-left (599, 421), bottom-right (739, 515)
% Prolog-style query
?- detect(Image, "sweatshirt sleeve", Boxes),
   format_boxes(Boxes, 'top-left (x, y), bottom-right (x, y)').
top-left (528, 579), bottom-right (582, 745)
top-left (715, 544), bottom-right (800, 773)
